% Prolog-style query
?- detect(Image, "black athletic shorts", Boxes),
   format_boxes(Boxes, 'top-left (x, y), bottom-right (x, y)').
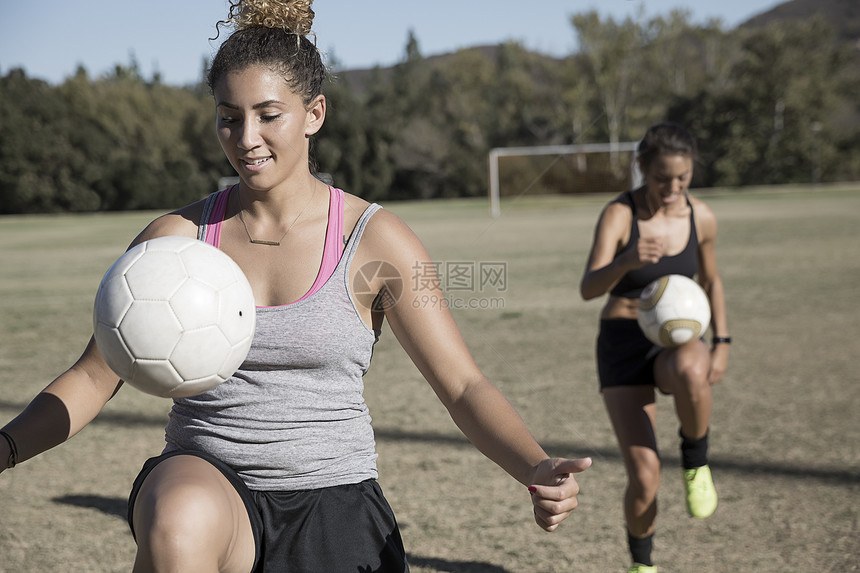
top-left (596, 318), bottom-right (662, 391)
top-left (127, 449), bottom-right (409, 572)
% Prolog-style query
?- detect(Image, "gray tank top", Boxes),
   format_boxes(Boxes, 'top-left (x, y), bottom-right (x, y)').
top-left (164, 200), bottom-right (382, 491)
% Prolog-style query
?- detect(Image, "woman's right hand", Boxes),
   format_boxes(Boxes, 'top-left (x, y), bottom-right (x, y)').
top-left (625, 236), bottom-right (664, 268)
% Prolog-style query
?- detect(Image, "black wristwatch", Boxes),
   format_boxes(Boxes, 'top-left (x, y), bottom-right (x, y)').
top-left (712, 336), bottom-right (732, 347)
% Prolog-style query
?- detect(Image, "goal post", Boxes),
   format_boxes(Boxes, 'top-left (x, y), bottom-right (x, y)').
top-left (488, 142), bottom-right (641, 217)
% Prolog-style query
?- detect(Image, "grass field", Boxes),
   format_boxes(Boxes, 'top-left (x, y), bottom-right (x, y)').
top-left (1, 185), bottom-right (858, 572)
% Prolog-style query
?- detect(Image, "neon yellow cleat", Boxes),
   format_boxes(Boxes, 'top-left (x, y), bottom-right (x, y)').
top-left (627, 564), bottom-right (657, 573)
top-left (683, 464), bottom-right (718, 518)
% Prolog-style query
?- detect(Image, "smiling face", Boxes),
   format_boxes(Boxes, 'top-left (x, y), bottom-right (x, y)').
top-left (214, 65), bottom-right (325, 192)
top-left (641, 153), bottom-right (693, 209)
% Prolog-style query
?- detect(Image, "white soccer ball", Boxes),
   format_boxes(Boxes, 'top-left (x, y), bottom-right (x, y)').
top-left (93, 236), bottom-right (256, 398)
top-left (637, 274), bottom-right (711, 348)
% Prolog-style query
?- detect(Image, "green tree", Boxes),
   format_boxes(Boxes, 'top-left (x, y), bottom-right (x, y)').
top-left (670, 17), bottom-right (853, 186)
top-left (315, 62), bottom-right (373, 196)
top-left (571, 11), bottom-right (646, 148)
top-left (0, 68), bottom-right (104, 213)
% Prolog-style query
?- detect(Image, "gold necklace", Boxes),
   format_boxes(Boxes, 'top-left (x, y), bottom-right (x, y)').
top-left (237, 187), bottom-right (316, 246)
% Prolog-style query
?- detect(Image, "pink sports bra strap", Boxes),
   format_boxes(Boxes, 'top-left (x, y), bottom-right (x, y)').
top-left (292, 185), bottom-right (344, 304)
top-left (204, 187), bottom-right (232, 246)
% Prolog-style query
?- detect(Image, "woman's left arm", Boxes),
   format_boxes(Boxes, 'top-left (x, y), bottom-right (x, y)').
top-left (694, 199), bottom-right (730, 384)
top-left (361, 210), bottom-right (591, 531)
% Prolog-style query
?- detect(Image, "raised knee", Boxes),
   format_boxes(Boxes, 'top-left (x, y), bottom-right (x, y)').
top-left (136, 482), bottom-right (216, 548)
top-left (675, 352), bottom-right (710, 388)
top-left (133, 478), bottom-right (235, 572)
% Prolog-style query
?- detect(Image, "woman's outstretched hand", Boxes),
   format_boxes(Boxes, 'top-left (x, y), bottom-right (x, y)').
top-left (528, 457), bottom-right (593, 531)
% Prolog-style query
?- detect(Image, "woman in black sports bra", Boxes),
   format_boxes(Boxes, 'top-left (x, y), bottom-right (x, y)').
top-left (580, 123), bottom-right (730, 573)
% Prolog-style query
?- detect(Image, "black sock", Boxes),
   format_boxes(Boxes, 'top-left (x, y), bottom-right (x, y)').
top-left (680, 428), bottom-right (709, 469)
top-left (628, 531), bottom-right (654, 566)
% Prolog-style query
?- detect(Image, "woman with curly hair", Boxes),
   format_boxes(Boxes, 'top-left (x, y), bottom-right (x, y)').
top-left (0, 1), bottom-right (591, 571)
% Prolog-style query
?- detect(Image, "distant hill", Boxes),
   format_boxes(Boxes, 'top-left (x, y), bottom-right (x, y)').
top-left (741, 0), bottom-right (860, 83)
top-left (337, 0), bottom-right (859, 88)
top-left (740, 0), bottom-right (860, 44)
top-left (336, 45), bottom-right (504, 94)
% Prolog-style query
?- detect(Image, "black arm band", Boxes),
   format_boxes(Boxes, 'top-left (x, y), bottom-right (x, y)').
top-left (712, 336), bottom-right (732, 345)
top-left (1, 430), bottom-right (19, 468)
top-left (0, 430), bottom-right (18, 468)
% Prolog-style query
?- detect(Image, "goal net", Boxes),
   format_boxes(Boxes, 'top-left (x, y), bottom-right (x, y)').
top-left (488, 142), bottom-right (641, 217)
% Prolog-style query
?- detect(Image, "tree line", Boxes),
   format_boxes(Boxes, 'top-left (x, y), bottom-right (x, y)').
top-left (0, 10), bottom-right (856, 214)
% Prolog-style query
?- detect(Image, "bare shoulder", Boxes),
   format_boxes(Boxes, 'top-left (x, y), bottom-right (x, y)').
top-left (689, 194), bottom-right (717, 238)
top-left (688, 194), bottom-right (715, 215)
top-left (603, 197), bottom-right (633, 220)
top-left (342, 191), bottom-right (373, 230)
top-left (359, 205), bottom-right (425, 261)
top-left (340, 192), bottom-right (418, 246)
top-left (596, 194), bottom-right (634, 235)
top-left (131, 198), bottom-right (207, 247)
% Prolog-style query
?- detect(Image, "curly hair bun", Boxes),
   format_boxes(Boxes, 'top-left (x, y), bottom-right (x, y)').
top-left (226, 0), bottom-right (315, 34)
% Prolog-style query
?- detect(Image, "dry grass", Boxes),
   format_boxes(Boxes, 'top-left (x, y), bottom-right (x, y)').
top-left (1, 185), bottom-right (858, 572)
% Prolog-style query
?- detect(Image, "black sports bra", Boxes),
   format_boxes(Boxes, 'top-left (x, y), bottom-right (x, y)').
top-left (609, 190), bottom-right (699, 299)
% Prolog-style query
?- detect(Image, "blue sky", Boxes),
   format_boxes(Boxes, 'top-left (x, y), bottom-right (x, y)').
top-left (2, 0), bottom-right (781, 86)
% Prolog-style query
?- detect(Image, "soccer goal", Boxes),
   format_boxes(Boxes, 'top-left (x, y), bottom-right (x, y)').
top-left (488, 142), bottom-right (641, 217)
